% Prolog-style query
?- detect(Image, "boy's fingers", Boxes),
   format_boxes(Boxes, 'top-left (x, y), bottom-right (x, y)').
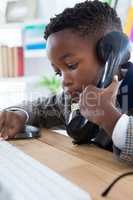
top-left (3, 135), bottom-right (8, 140)
top-left (0, 113), bottom-right (6, 130)
top-left (0, 137), bottom-right (4, 141)
top-left (0, 126), bottom-right (9, 140)
top-left (0, 131), bottom-right (8, 140)
top-left (105, 75), bottom-right (119, 95)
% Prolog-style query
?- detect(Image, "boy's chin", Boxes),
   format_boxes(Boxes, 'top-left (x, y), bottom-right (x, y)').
top-left (71, 94), bottom-right (80, 103)
top-left (64, 90), bottom-right (81, 102)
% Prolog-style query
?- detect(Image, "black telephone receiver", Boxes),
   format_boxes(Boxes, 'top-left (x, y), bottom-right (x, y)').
top-left (66, 31), bottom-right (131, 144)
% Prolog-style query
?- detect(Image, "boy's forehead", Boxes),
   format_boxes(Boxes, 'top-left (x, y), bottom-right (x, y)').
top-left (48, 29), bottom-right (79, 42)
top-left (46, 29), bottom-right (93, 55)
top-left (47, 30), bottom-right (80, 48)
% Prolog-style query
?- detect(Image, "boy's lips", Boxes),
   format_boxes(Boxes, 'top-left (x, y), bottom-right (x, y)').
top-left (65, 89), bottom-right (82, 97)
top-left (64, 89), bottom-right (82, 103)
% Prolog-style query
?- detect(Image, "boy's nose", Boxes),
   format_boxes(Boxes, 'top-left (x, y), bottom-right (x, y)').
top-left (62, 73), bottom-right (73, 88)
top-left (62, 79), bottom-right (73, 88)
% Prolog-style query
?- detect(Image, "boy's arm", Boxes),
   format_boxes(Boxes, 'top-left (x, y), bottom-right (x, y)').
top-left (6, 93), bottom-right (65, 128)
top-left (113, 116), bottom-right (133, 165)
top-left (99, 109), bottom-right (133, 165)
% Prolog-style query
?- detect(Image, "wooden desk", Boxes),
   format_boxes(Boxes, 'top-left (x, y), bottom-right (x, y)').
top-left (10, 129), bottom-right (133, 200)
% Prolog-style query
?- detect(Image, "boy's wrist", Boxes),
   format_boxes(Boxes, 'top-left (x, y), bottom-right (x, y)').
top-left (14, 110), bottom-right (28, 123)
top-left (4, 107), bottom-right (29, 123)
top-left (100, 104), bottom-right (122, 136)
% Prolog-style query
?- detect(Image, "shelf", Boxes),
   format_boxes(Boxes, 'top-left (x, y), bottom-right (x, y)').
top-left (24, 49), bottom-right (47, 58)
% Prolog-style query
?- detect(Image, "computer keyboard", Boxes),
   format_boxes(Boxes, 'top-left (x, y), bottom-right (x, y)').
top-left (0, 141), bottom-right (91, 200)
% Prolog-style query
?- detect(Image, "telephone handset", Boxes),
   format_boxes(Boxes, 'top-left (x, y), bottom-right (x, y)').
top-left (96, 31), bottom-right (130, 88)
top-left (66, 31), bottom-right (131, 144)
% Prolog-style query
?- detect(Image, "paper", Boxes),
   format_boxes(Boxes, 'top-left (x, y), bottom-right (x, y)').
top-left (0, 141), bottom-right (91, 200)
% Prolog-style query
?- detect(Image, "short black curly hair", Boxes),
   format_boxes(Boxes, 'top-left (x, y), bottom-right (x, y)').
top-left (44, 0), bottom-right (122, 42)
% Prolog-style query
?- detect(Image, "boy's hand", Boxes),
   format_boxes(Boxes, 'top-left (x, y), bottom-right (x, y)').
top-left (0, 111), bottom-right (27, 140)
top-left (79, 76), bottom-right (122, 135)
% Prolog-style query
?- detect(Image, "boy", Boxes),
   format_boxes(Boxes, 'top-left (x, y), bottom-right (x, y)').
top-left (0, 0), bottom-right (133, 164)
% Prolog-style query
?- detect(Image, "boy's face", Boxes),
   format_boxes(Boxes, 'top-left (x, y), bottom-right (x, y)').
top-left (46, 29), bottom-right (102, 98)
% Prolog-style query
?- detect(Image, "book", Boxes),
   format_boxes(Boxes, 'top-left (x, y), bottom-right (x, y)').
top-left (0, 45), bottom-right (24, 78)
top-left (0, 46), bottom-right (4, 77)
top-left (17, 46), bottom-right (24, 76)
top-left (2, 46), bottom-right (8, 77)
top-left (7, 47), bottom-right (14, 77)
top-left (13, 47), bottom-right (18, 77)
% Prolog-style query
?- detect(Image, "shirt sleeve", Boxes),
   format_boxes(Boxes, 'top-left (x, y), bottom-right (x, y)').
top-left (4, 107), bottom-right (29, 122)
top-left (3, 93), bottom-right (66, 128)
top-left (112, 114), bottom-right (129, 150)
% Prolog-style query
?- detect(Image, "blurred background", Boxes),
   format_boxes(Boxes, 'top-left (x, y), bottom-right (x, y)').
top-left (0, 0), bottom-right (133, 109)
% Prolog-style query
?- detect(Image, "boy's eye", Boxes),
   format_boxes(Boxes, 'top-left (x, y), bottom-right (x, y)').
top-left (67, 63), bottom-right (78, 70)
top-left (55, 71), bottom-right (62, 76)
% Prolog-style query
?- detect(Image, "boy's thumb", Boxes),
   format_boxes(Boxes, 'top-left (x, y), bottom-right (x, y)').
top-left (105, 75), bottom-right (119, 94)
